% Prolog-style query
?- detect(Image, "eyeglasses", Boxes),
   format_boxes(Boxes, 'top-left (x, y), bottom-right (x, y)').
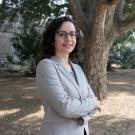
top-left (56, 31), bottom-right (77, 39)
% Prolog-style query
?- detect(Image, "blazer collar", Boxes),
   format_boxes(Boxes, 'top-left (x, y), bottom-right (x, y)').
top-left (51, 56), bottom-right (81, 96)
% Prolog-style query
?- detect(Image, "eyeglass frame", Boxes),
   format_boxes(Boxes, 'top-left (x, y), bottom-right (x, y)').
top-left (56, 31), bottom-right (78, 39)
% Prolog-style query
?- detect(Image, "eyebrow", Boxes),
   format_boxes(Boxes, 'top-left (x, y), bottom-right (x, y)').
top-left (58, 30), bottom-right (76, 33)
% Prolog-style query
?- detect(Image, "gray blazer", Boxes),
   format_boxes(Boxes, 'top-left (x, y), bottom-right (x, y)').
top-left (36, 56), bottom-right (99, 135)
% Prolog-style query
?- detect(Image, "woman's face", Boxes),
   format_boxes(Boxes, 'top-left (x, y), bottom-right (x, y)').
top-left (54, 21), bottom-right (77, 56)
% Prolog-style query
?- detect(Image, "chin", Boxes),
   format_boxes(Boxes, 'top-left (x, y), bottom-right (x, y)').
top-left (65, 49), bottom-right (74, 54)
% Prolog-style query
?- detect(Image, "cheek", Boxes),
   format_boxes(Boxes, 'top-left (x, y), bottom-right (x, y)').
top-left (54, 36), bottom-right (58, 45)
top-left (54, 37), bottom-right (63, 49)
top-left (73, 39), bottom-right (77, 46)
top-left (54, 36), bottom-right (59, 46)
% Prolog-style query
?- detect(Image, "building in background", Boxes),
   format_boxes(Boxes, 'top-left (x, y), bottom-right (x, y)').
top-left (0, 15), bottom-right (29, 73)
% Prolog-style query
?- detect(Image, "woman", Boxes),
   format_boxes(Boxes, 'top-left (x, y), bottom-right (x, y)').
top-left (36, 16), bottom-right (100, 135)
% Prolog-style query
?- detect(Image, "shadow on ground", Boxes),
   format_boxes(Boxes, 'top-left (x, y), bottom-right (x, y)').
top-left (107, 69), bottom-right (135, 95)
top-left (0, 76), bottom-right (42, 135)
top-left (0, 69), bottom-right (135, 135)
top-left (89, 115), bottom-right (135, 135)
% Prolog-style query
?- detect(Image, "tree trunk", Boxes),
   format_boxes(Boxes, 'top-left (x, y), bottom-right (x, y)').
top-left (83, 3), bottom-right (111, 100)
top-left (69, 0), bottom-right (135, 100)
top-left (84, 40), bottom-right (110, 100)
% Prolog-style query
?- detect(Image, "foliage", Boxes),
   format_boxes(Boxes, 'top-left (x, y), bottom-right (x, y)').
top-left (1, 0), bottom-right (69, 73)
top-left (123, 0), bottom-right (135, 21)
top-left (108, 31), bottom-right (135, 69)
top-left (108, 1), bottom-right (135, 70)
top-left (10, 23), bottom-right (43, 73)
top-left (0, 0), bottom-right (68, 25)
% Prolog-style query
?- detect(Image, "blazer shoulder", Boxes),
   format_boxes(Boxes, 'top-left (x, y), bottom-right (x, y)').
top-left (37, 58), bottom-right (53, 66)
top-left (36, 58), bottom-right (54, 71)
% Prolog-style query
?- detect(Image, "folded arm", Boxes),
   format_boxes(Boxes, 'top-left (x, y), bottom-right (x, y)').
top-left (36, 60), bottom-right (99, 119)
top-left (77, 65), bottom-right (100, 123)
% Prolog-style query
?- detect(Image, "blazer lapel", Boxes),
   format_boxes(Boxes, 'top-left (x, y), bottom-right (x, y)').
top-left (51, 56), bottom-right (81, 96)
top-left (70, 63), bottom-right (81, 87)
top-left (71, 63), bottom-right (86, 97)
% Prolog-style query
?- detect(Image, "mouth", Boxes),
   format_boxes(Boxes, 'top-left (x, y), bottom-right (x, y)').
top-left (63, 44), bottom-right (73, 47)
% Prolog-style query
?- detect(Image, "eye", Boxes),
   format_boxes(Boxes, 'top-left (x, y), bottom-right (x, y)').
top-left (56, 31), bottom-right (77, 39)
top-left (69, 32), bottom-right (77, 37)
top-left (70, 33), bottom-right (76, 37)
top-left (59, 32), bottom-right (66, 37)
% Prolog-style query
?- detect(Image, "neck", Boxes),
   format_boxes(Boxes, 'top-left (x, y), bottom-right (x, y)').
top-left (55, 53), bottom-right (69, 65)
top-left (55, 53), bottom-right (72, 72)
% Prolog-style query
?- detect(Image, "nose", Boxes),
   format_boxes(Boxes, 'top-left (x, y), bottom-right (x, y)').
top-left (65, 34), bottom-right (72, 40)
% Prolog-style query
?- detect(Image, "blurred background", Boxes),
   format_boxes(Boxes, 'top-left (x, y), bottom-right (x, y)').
top-left (0, 0), bottom-right (135, 135)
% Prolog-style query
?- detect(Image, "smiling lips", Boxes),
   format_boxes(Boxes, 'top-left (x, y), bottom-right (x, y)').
top-left (63, 44), bottom-right (73, 48)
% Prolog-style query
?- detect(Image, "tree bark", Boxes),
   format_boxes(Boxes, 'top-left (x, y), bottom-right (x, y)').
top-left (68, 0), bottom-right (135, 100)
top-left (84, 4), bottom-right (106, 100)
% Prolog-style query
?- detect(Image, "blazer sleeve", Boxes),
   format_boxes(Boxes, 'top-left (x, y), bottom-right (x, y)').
top-left (36, 59), bottom-right (99, 119)
top-left (76, 65), bottom-right (100, 123)
top-left (77, 65), bottom-right (96, 98)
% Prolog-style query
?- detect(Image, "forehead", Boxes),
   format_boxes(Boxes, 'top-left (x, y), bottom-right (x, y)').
top-left (58, 21), bottom-right (76, 31)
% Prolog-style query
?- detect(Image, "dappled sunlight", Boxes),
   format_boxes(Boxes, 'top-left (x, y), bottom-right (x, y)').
top-left (0, 108), bottom-right (21, 117)
top-left (22, 86), bottom-right (37, 90)
top-left (92, 115), bottom-right (128, 125)
top-left (0, 76), bottom-right (42, 135)
top-left (107, 70), bottom-right (135, 97)
top-left (16, 106), bottom-right (44, 123)
top-left (89, 114), bottom-right (135, 135)
top-left (26, 77), bottom-right (35, 80)
top-left (0, 70), bottom-right (135, 135)
top-left (1, 97), bottom-right (13, 102)
top-left (108, 81), bottom-right (129, 85)
top-left (21, 95), bottom-right (35, 99)
top-left (99, 94), bottom-right (135, 120)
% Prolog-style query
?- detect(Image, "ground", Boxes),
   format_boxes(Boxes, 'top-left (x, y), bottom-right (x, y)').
top-left (0, 69), bottom-right (135, 135)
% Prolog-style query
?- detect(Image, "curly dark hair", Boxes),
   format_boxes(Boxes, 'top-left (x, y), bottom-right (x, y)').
top-left (42, 16), bottom-right (80, 59)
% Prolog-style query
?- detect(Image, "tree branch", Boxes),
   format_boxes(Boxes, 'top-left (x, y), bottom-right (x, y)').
top-left (106, 0), bottom-right (118, 4)
top-left (105, 0), bottom-right (125, 46)
top-left (111, 0), bottom-right (134, 35)
top-left (114, 0), bottom-right (125, 23)
top-left (90, 2), bottom-right (108, 41)
top-left (105, 4), bottom-right (116, 39)
top-left (84, 0), bottom-right (96, 26)
top-left (68, 0), bottom-right (88, 33)
top-left (118, 20), bottom-right (135, 35)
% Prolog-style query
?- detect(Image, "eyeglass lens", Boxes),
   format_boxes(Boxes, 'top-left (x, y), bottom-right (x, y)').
top-left (56, 31), bottom-right (77, 39)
